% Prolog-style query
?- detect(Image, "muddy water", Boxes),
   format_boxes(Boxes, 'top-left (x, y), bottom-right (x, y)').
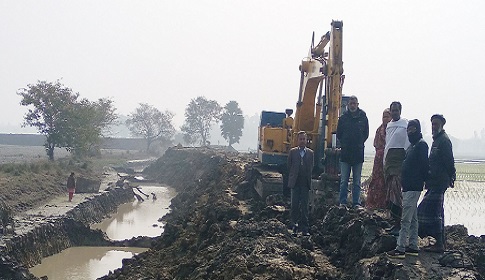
top-left (30, 184), bottom-right (176, 280)
top-left (92, 184), bottom-right (176, 240)
top-left (29, 247), bottom-right (147, 280)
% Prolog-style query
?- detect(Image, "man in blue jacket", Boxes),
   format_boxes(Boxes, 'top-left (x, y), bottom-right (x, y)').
top-left (387, 119), bottom-right (429, 258)
top-left (336, 95), bottom-right (369, 208)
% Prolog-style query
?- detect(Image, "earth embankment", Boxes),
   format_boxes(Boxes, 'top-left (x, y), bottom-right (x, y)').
top-left (101, 147), bottom-right (485, 280)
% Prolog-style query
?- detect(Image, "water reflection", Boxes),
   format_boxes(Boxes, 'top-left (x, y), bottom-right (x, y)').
top-left (92, 184), bottom-right (176, 240)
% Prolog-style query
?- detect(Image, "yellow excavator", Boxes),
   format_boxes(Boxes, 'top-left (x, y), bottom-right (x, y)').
top-left (255, 20), bottom-right (349, 199)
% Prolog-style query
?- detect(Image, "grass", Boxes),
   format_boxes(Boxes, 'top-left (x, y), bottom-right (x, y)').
top-left (0, 147), bottom-right (151, 213)
top-left (0, 160), bottom-right (64, 176)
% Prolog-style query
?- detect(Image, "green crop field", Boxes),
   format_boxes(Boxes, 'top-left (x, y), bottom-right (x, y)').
top-left (445, 181), bottom-right (485, 236)
top-left (363, 158), bottom-right (485, 182)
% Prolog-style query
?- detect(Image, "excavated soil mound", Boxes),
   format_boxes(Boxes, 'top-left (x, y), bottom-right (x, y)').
top-left (100, 147), bottom-right (485, 280)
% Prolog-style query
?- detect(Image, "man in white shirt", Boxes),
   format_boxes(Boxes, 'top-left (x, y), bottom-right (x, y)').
top-left (384, 101), bottom-right (410, 235)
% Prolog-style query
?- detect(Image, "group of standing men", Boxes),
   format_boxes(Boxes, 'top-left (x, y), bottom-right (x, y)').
top-left (287, 95), bottom-right (456, 257)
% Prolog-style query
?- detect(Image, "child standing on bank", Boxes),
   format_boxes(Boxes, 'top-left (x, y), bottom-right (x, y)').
top-left (67, 172), bottom-right (76, 202)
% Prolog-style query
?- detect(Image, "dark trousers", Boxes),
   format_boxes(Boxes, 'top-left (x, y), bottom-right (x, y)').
top-left (282, 173), bottom-right (291, 198)
top-left (291, 185), bottom-right (309, 232)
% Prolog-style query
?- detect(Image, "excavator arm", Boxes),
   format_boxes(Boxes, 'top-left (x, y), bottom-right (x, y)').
top-left (256, 20), bottom-right (346, 199)
top-left (324, 20), bottom-right (344, 149)
top-left (292, 20), bottom-right (344, 154)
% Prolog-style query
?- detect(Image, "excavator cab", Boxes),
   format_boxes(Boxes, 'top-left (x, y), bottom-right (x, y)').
top-left (258, 110), bottom-right (292, 166)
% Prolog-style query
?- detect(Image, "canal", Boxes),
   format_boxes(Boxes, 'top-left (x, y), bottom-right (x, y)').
top-left (29, 184), bottom-right (176, 280)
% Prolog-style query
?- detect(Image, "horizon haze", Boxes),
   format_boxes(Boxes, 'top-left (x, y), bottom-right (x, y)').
top-left (2, 1), bottom-right (485, 146)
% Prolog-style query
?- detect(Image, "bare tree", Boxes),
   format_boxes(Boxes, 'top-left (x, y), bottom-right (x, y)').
top-left (126, 103), bottom-right (175, 152)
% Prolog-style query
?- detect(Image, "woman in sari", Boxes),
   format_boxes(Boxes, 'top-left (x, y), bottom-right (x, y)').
top-left (366, 108), bottom-right (391, 210)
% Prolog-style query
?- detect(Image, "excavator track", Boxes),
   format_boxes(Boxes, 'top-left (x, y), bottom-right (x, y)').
top-left (250, 164), bottom-right (285, 199)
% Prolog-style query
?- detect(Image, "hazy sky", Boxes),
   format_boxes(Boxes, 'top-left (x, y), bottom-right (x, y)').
top-left (1, 1), bottom-right (484, 139)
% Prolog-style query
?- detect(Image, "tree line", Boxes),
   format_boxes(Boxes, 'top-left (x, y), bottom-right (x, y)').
top-left (18, 80), bottom-right (245, 160)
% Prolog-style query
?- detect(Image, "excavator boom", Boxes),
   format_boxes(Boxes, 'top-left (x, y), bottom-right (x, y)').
top-left (255, 20), bottom-right (346, 201)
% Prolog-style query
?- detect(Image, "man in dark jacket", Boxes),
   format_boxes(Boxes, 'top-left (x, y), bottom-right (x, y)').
top-left (336, 95), bottom-right (369, 208)
top-left (418, 114), bottom-right (456, 253)
top-left (387, 119), bottom-right (428, 258)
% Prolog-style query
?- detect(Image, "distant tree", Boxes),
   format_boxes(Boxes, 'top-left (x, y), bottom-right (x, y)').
top-left (125, 103), bottom-right (175, 152)
top-left (67, 98), bottom-right (117, 157)
top-left (18, 80), bottom-right (78, 160)
top-left (18, 80), bottom-right (117, 160)
top-left (181, 96), bottom-right (221, 146)
top-left (220, 101), bottom-right (244, 147)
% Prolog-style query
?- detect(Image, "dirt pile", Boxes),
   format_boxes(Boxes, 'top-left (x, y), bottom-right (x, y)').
top-left (101, 147), bottom-right (484, 280)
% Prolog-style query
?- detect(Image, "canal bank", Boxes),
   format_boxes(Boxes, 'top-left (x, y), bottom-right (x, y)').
top-left (29, 184), bottom-right (176, 279)
top-left (0, 163), bottom-right (170, 280)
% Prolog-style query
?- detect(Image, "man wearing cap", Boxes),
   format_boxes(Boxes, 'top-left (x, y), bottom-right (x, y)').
top-left (418, 114), bottom-right (456, 253)
top-left (387, 119), bottom-right (429, 258)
